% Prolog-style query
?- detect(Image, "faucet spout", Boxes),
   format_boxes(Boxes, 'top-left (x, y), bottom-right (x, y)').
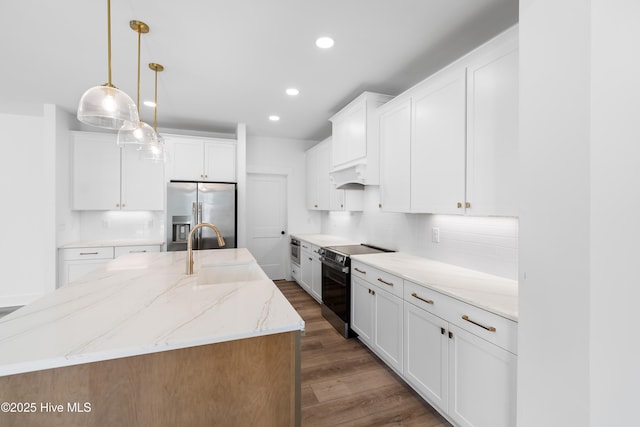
top-left (186, 223), bottom-right (226, 275)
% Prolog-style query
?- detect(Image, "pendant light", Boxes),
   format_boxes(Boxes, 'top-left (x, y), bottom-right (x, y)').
top-left (117, 20), bottom-right (157, 147)
top-left (77, 0), bottom-right (139, 130)
top-left (139, 62), bottom-right (166, 162)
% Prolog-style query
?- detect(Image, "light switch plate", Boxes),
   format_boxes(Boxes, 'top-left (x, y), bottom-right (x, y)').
top-left (432, 227), bottom-right (440, 243)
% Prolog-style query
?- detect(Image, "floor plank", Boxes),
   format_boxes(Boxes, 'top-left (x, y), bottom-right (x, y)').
top-left (276, 281), bottom-right (452, 427)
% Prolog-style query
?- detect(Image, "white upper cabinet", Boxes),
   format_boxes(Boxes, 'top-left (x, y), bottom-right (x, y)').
top-left (72, 132), bottom-right (164, 211)
top-left (377, 26), bottom-right (518, 217)
top-left (329, 92), bottom-right (393, 187)
top-left (306, 138), bottom-right (329, 210)
top-left (411, 66), bottom-right (467, 214)
top-left (121, 145), bottom-right (165, 211)
top-left (306, 137), bottom-right (363, 211)
top-left (465, 34), bottom-right (519, 217)
top-left (379, 98), bottom-right (412, 212)
top-left (165, 134), bottom-right (237, 182)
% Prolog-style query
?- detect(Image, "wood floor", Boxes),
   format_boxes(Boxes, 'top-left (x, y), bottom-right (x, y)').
top-left (276, 281), bottom-right (452, 427)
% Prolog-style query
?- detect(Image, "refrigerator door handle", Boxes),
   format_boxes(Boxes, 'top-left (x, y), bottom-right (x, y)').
top-left (198, 202), bottom-right (203, 249)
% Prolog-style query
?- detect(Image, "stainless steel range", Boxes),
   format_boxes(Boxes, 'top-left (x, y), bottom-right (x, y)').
top-left (318, 244), bottom-right (392, 338)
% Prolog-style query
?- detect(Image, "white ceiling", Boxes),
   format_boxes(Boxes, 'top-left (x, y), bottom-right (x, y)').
top-left (0, 1), bottom-right (517, 141)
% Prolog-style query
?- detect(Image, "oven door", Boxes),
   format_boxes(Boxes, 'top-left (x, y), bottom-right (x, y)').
top-left (321, 259), bottom-right (349, 322)
top-left (290, 241), bottom-right (300, 265)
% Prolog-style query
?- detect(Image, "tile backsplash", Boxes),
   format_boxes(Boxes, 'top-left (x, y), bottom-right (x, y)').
top-left (78, 211), bottom-right (165, 242)
top-left (321, 187), bottom-right (518, 280)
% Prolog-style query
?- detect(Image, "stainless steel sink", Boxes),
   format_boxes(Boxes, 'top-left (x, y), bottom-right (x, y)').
top-left (195, 262), bottom-right (268, 285)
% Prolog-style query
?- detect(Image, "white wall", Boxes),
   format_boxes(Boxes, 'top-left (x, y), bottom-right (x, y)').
top-left (55, 107), bottom-right (80, 246)
top-left (517, 1), bottom-right (640, 425)
top-left (246, 135), bottom-right (321, 235)
top-left (590, 1), bottom-right (640, 424)
top-left (0, 110), bottom-right (54, 307)
top-left (322, 186), bottom-right (519, 279)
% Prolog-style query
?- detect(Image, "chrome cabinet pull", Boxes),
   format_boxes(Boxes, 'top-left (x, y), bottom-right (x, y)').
top-left (411, 292), bottom-right (434, 305)
top-left (377, 278), bottom-right (394, 287)
top-left (79, 252), bottom-right (99, 256)
top-left (129, 250), bottom-right (147, 253)
top-left (354, 268), bottom-right (366, 274)
top-left (462, 315), bottom-right (496, 332)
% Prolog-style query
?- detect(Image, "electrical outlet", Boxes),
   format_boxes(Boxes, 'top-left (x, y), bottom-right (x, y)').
top-left (432, 227), bottom-right (440, 243)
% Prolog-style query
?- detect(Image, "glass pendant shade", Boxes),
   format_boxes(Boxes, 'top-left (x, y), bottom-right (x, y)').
top-left (117, 120), bottom-right (156, 146)
top-left (139, 135), bottom-right (167, 162)
top-left (77, 0), bottom-right (139, 130)
top-left (77, 85), bottom-right (140, 131)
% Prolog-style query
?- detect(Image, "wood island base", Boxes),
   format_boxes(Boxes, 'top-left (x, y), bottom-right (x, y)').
top-left (0, 331), bottom-right (301, 427)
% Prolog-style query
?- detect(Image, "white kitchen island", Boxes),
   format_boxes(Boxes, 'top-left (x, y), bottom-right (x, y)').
top-left (0, 248), bottom-right (304, 427)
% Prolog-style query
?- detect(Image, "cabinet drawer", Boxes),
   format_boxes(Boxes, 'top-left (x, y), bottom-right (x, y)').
top-left (114, 245), bottom-right (160, 258)
top-left (447, 299), bottom-right (518, 354)
top-left (62, 247), bottom-right (114, 261)
top-left (403, 280), bottom-right (452, 319)
top-left (352, 261), bottom-right (403, 298)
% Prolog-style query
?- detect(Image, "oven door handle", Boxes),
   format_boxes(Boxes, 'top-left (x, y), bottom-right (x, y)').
top-left (321, 257), bottom-right (349, 274)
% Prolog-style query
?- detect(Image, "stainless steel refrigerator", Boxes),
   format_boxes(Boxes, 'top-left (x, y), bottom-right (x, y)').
top-left (166, 182), bottom-right (237, 252)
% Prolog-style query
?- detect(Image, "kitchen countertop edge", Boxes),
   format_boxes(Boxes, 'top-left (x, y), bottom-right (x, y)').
top-left (351, 252), bottom-right (518, 322)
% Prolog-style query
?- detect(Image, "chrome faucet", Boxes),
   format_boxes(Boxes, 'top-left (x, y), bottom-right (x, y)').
top-left (186, 223), bottom-right (226, 275)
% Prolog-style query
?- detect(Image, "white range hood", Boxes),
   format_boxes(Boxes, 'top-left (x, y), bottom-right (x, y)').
top-left (330, 162), bottom-right (368, 190)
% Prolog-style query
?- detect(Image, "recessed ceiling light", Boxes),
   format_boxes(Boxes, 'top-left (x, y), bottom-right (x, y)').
top-left (143, 100), bottom-right (156, 108)
top-left (286, 88), bottom-right (299, 96)
top-left (315, 37), bottom-right (334, 49)
top-left (269, 115), bottom-right (280, 122)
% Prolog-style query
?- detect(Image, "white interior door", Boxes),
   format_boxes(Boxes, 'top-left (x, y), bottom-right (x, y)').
top-left (247, 173), bottom-right (287, 280)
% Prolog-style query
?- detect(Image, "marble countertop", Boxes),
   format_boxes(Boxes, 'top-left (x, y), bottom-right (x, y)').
top-left (59, 239), bottom-right (164, 249)
top-left (351, 252), bottom-right (518, 321)
top-left (0, 249), bottom-right (304, 376)
top-left (291, 233), bottom-right (358, 248)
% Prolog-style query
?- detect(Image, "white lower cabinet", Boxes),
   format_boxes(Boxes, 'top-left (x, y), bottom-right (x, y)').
top-left (403, 280), bottom-right (517, 427)
top-left (352, 259), bottom-right (518, 427)
top-left (310, 246), bottom-right (322, 302)
top-left (447, 324), bottom-right (517, 427)
top-left (404, 301), bottom-right (449, 412)
top-left (350, 264), bottom-right (403, 374)
top-left (299, 247), bottom-right (312, 294)
top-left (59, 245), bottom-right (161, 287)
top-left (297, 241), bottom-right (322, 303)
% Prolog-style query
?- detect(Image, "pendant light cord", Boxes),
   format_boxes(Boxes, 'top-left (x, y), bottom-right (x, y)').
top-left (136, 26), bottom-right (141, 114)
top-left (107, 0), bottom-right (113, 87)
top-left (153, 68), bottom-right (158, 131)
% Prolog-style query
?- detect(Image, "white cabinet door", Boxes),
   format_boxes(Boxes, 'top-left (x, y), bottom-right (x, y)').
top-left (72, 133), bottom-right (121, 210)
top-left (316, 141), bottom-right (331, 210)
top-left (448, 324), bottom-right (517, 427)
top-left (466, 41), bottom-right (519, 217)
top-left (171, 138), bottom-right (204, 181)
top-left (331, 102), bottom-right (366, 167)
top-left (310, 245), bottom-right (322, 302)
top-left (305, 146), bottom-right (319, 209)
top-left (204, 140), bottom-right (236, 182)
top-left (404, 301), bottom-right (449, 412)
top-left (351, 276), bottom-right (374, 345)
top-left (372, 287), bottom-right (404, 374)
top-left (299, 247), bottom-right (313, 293)
top-left (121, 146), bottom-right (164, 211)
top-left (168, 136), bottom-right (237, 182)
top-left (379, 98), bottom-right (411, 212)
top-left (411, 68), bottom-right (467, 214)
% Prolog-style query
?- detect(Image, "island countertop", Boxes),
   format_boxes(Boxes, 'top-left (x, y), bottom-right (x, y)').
top-left (0, 249), bottom-right (305, 377)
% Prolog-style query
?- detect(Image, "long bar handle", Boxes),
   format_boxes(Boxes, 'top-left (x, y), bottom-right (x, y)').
top-left (129, 250), bottom-right (147, 253)
top-left (411, 292), bottom-right (434, 305)
top-left (377, 278), bottom-right (394, 287)
top-left (462, 315), bottom-right (496, 332)
top-left (79, 252), bottom-right (99, 255)
top-left (354, 268), bottom-right (366, 274)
